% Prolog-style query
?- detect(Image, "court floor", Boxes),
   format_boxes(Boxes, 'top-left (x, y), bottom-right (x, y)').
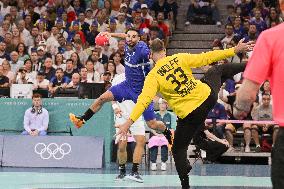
top-left (0, 163), bottom-right (271, 189)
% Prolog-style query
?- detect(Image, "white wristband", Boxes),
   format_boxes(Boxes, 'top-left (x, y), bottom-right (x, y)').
top-left (112, 103), bottom-right (119, 110)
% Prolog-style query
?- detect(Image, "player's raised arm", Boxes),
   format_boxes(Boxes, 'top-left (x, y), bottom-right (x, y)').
top-left (179, 39), bottom-right (254, 68)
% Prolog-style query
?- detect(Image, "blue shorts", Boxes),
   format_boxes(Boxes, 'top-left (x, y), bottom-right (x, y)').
top-left (109, 81), bottom-right (155, 121)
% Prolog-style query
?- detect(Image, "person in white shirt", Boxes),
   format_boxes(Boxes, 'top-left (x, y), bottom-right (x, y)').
top-left (33, 71), bottom-right (49, 90)
top-left (86, 59), bottom-right (101, 83)
top-left (112, 73), bottom-right (146, 182)
top-left (22, 93), bottom-right (49, 136)
top-left (66, 73), bottom-right (80, 89)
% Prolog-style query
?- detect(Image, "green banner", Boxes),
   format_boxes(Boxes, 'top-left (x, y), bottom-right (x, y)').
top-left (0, 98), bottom-right (115, 163)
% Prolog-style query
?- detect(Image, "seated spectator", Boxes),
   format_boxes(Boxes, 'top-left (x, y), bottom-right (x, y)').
top-left (266, 7), bottom-right (283, 28)
top-left (225, 5), bottom-right (236, 24)
top-left (116, 13), bottom-right (127, 33)
top-left (252, 0), bottom-right (269, 19)
top-left (149, 98), bottom-right (174, 171)
top-left (242, 19), bottom-right (250, 35)
top-left (193, 126), bottom-right (229, 163)
top-left (206, 102), bottom-right (227, 139)
top-left (167, 0), bottom-right (179, 30)
top-left (64, 59), bottom-right (78, 80)
top-left (106, 61), bottom-right (117, 81)
top-left (23, 59), bottom-right (37, 83)
top-left (243, 23), bottom-right (259, 42)
top-left (85, 59), bottom-right (101, 83)
top-left (86, 20), bottom-right (100, 47)
top-left (70, 52), bottom-right (84, 71)
top-left (220, 24), bottom-right (235, 48)
top-left (0, 40), bottom-right (11, 61)
top-left (9, 51), bottom-right (24, 74)
top-left (4, 32), bottom-right (15, 53)
top-left (185, 0), bottom-right (221, 26)
top-left (249, 9), bottom-right (267, 33)
top-left (110, 52), bottom-right (125, 74)
top-left (15, 68), bottom-right (30, 84)
top-left (157, 12), bottom-right (171, 46)
top-left (79, 67), bottom-right (89, 83)
top-left (53, 53), bottom-right (66, 71)
top-left (49, 68), bottom-right (69, 95)
top-left (151, 0), bottom-right (171, 20)
top-left (16, 43), bottom-right (29, 62)
top-left (117, 40), bottom-right (126, 61)
top-left (101, 71), bottom-right (112, 90)
top-left (0, 65), bottom-right (9, 88)
top-left (33, 71), bottom-right (49, 90)
top-left (11, 26), bottom-right (24, 48)
top-left (66, 73), bottom-right (81, 89)
top-left (22, 93), bottom-right (48, 136)
top-left (95, 45), bottom-right (109, 65)
top-left (42, 57), bottom-right (56, 81)
top-left (88, 50), bottom-right (105, 75)
top-left (1, 59), bottom-right (14, 84)
top-left (74, 40), bottom-right (88, 65)
top-left (141, 4), bottom-right (153, 26)
top-left (258, 80), bottom-right (272, 104)
top-left (77, 12), bottom-right (90, 36)
top-left (251, 93), bottom-right (278, 151)
top-left (233, 16), bottom-right (245, 40)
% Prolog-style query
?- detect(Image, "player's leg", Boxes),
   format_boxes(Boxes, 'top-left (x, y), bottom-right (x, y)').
top-left (70, 82), bottom-right (128, 128)
top-left (125, 120), bottom-right (146, 183)
top-left (202, 63), bottom-right (246, 96)
top-left (115, 138), bottom-right (128, 181)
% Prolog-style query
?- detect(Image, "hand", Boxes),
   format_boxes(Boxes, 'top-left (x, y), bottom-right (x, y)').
top-left (234, 38), bottom-right (255, 53)
top-left (114, 107), bottom-right (123, 118)
top-left (114, 119), bottom-right (133, 139)
top-left (33, 130), bottom-right (39, 136)
top-left (221, 139), bottom-right (230, 147)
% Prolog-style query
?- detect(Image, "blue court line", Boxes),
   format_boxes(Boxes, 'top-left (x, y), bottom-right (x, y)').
top-left (0, 172), bottom-right (272, 189)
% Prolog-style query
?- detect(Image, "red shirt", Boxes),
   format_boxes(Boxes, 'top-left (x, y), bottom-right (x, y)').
top-left (243, 23), bottom-right (284, 126)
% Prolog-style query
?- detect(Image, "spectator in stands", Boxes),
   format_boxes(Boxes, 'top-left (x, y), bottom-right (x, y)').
top-left (206, 102), bottom-right (227, 139)
top-left (64, 59), bottom-right (78, 80)
top-left (85, 59), bottom-right (101, 83)
top-left (70, 52), bottom-right (84, 71)
top-left (167, 0), bottom-right (179, 29)
top-left (220, 24), bottom-right (235, 48)
top-left (225, 5), bottom-right (236, 24)
top-left (0, 40), bottom-right (10, 61)
top-left (1, 60), bottom-right (14, 84)
top-left (11, 27), bottom-right (24, 47)
top-left (0, 65), bottom-right (9, 88)
top-left (95, 45), bottom-right (109, 65)
top-left (266, 7), bottom-right (283, 28)
top-left (152, 0), bottom-right (171, 20)
top-left (185, 0), bottom-right (221, 26)
top-left (55, 18), bottom-right (68, 40)
top-left (132, 12), bottom-right (148, 30)
top-left (233, 16), bottom-right (245, 40)
top-left (258, 80), bottom-right (272, 104)
top-left (74, 40), bottom-right (88, 65)
top-left (243, 23), bottom-right (259, 42)
top-left (110, 52), bottom-right (125, 74)
top-left (79, 67), bottom-right (88, 83)
top-left (116, 13), bottom-right (127, 33)
top-left (16, 43), bottom-right (29, 62)
top-left (66, 73), bottom-right (81, 89)
top-left (42, 57), bottom-right (56, 81)
top-left (242, 19), bottom-right (251, 35)
top-left (117, 40), bottom-right (126, 61)
top-left (22, 93), bottom-right (49, 136)
top-left (53, 53), bottom-right (66, 71)
top-left (253, 0), bottom-right (269, 19)
top-left (0, 20), bottom-right (11, 38)
top-left (5, 32), bottom-right (15, 53)
top-left (9, 51), bottom-right (24, 74)
top-left (23, 59), bottom-right (37, 83)
top-left (157, 12), bottom-right (170, 46)
top-left (102, 71), bottom-right (112, 89)
top-left (89, 50), bottom-right (105, 74)
top-left (49, 68), bottom-right (70, 96)
top-left (141, 4), bottom-right (153, 26)
top-left (106, 61), bottom-right (117, 81)
top-left (30, 51), bottom-right (42, 72)
top-left (250, 9), bottom-right (267, 33)
top-left (149, 98), bottom-right (174, 171)
top-left (33, 71), bottom-right (49, 90)
top-left (86, 20), bottom-right (100, 47)
top-left (15, 67), bottom-right (29, 84)
top-left (251, 93), bottom-right (278, 150)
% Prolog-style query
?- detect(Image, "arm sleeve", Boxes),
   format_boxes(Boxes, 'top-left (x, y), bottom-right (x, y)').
top-left (129, 72), bottom-right (159, 122)
top-left (243, 32), bottom-right (272, 84)
top-left (39, 110), bottom-right (49, 131)
top-left (179, 48), bottom-right (235, 69)
top-left (23, 110), bottom-right (31, 132)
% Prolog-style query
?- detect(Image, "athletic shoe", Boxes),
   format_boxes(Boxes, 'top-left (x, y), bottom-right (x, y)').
top-left (255, 145), bottom-right (261, 153)
top-left (245, 146), bottom-right (251, 153)
top-left (125, 172), bottom-right (144, 183)
top-left (163, 128), bottom-right (173, 145)
top-left (69, 113), bottom-right (85, 128)
top-left (151, 163), bottom-right (157, 171)
top-left (161, 162), bottom-right (167, 171)
top-left (114, 172), bottom-right (126, 181)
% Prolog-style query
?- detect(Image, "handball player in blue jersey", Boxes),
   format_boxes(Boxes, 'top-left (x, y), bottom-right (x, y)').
top-left (69, 28), bottom-right (172, 169)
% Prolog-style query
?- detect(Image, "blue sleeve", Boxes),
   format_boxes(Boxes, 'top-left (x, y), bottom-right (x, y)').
top-left (63, 77), bottom-right (70, 84)
top-left (50, 77), bottom-right (55, 84)
top-left (218, 104), bottom-right (227, 120)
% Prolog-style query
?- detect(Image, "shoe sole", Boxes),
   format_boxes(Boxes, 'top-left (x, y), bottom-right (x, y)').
top-left (125, 176), bottom-right (144, 183)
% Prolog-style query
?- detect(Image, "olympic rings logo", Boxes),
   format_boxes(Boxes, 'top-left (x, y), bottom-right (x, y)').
top-left (34, 143), bottom-right (72, 160)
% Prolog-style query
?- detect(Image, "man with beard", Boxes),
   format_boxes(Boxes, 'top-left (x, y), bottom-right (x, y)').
top-left (70, 29), bottom-right (172, 182)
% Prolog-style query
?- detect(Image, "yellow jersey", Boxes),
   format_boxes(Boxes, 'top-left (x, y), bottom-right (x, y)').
top-left (129, 48), bottom-right (235, 121)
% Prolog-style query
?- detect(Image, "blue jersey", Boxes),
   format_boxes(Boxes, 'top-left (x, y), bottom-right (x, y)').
top-left (124, 41), bottom-right (151, 93)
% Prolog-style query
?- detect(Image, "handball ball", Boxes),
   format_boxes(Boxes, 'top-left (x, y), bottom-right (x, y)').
top-left (95, 33), bottom-right (110, 46)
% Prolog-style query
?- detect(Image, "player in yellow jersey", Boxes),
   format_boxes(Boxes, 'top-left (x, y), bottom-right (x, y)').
top-left (115, 38), bottom-right (254, 189)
